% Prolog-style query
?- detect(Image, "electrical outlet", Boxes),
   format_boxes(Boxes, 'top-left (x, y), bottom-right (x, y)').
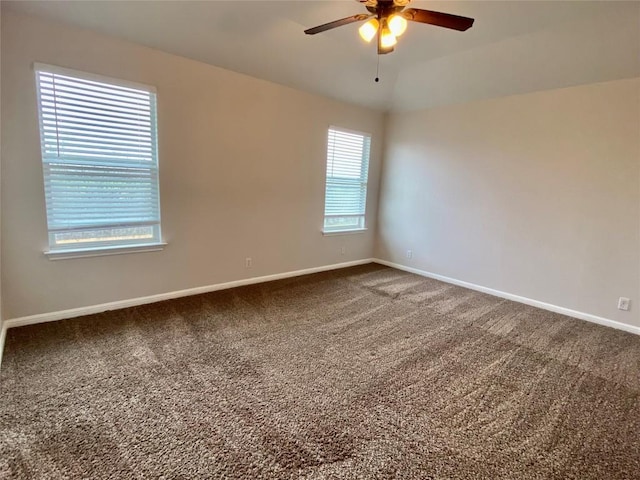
top-left (341, 246), bottom-right (346, 255)
top-left (618, 297), bottom-right (630, 311)
top-left (245, 257), bottom-right (252, 268)
top-left (406, 250), bottom-right (413, 259)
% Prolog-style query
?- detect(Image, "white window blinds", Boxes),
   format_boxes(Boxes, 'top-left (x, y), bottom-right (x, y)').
top-left (35, 64), bottom-right (161, 252)
top-left (323, 127), bottom-right (371, 232)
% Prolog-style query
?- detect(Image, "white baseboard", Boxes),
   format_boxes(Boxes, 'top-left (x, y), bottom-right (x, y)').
top-left (3, 259), bottom-right (374, 331)
top-left (2, 257), bottom-right (637, 368)
top-left (373, 258), bottom-right (640, 336)
top-left (0, 324), bottom-right (6, 371)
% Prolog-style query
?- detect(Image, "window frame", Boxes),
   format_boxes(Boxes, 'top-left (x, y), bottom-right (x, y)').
top-left (34, 63), bottom-right (165, 259)
top-left (322, 125), bottom-right (372, 235)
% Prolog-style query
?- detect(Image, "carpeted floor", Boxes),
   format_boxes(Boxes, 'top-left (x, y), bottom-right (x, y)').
top-left (0, 264), bottom-right (639, 479)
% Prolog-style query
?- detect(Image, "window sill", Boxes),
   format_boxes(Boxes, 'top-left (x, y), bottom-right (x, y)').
top-left (45, 242), bottom-right (167, 260)
top-left (322, 228), bottom-right (368, 236)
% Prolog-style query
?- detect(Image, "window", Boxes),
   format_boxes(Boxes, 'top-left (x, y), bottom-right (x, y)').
top-left (323, 126), bottom-right (371, 233)
top-left (35, 64), bottom-right (162, 255)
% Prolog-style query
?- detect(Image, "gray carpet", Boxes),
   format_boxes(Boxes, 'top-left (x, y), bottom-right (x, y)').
top-left (1, 264), bottom-right (639, 479)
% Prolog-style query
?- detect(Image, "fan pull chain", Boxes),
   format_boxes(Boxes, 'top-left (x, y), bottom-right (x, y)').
top-left (375, 54), bottom-right (380, 83)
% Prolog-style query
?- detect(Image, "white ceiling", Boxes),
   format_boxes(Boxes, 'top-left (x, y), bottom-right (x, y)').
top-left (4, 1), bottom-right (640, 112)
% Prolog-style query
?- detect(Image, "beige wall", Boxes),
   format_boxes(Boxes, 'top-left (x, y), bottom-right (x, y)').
top-left (377, 78), bottom-right (640, 328)
top-left (0, 11), bottom-right (385, 319)
top-left (0, 7), bottom-right (2, 335)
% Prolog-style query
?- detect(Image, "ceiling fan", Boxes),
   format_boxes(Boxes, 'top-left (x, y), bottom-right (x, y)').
top-left (304, 0), bottom-right (474, 54)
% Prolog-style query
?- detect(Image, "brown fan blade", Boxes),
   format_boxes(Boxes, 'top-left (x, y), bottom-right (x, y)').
top-left (304, 14), bottom-right (371, 35)
top-left (402, 9), bottom-right (474, 31)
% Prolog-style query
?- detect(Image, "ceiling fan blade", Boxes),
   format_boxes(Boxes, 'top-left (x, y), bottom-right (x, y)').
top-left (304, 14), bottom-right (371, 35)
top-left (402, 9), bottom-right (474, 31)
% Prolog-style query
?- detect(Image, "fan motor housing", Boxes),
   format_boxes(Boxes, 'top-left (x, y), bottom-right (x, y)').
top-left (366, 0), bottom-right (407, 17)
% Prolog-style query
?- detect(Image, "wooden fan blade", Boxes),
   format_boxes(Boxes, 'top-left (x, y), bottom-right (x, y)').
top-left (304, 14), bottom-right (371, 35)
top-left (402, 9), bottom-right (474, 31)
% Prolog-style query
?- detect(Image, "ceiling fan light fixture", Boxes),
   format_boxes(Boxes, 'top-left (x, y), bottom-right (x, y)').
top-left (304, 0), bottom-right (475, 55)
top-left (358, 18), bottom-right (379, 43)
top-left (380, 27), bottom-right (397, 48)
top-left (388, 14), bottom-right (408, 37)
